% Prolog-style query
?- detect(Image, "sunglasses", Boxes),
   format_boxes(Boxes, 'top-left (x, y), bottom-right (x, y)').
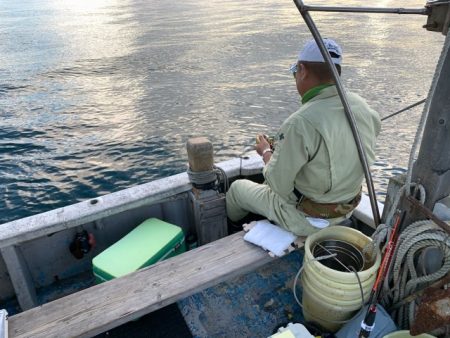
top-left (289, 63), bottom-right (298, 77)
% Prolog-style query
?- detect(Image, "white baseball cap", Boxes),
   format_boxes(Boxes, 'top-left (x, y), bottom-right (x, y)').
top-left (298, 38), bottom-right (343, 65)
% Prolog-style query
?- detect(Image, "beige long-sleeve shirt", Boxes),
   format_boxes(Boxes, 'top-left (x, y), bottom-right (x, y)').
top-left (263, 86), bottom-right (381, 206)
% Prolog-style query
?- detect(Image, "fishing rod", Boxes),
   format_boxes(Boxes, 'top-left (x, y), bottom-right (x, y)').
top-left (358, 210), bottom-right (406, 338)
top-left (299, 5), bottom-right (428, 15)
top-left (381, 99), bottom-right (426, 121)
top-left (293, 0), bottom-right (381, 226)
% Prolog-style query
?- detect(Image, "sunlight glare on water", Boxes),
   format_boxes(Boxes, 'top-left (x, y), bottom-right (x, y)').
top-left (0, 0), bottom-right (445, 223)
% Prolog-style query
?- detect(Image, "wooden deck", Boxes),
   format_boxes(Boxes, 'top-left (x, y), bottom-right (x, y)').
top-left (8, 231), bottom-right (276, 338)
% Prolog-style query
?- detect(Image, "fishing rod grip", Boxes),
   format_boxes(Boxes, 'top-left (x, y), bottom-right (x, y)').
top-left (358, 305), bottom-right (377, 338)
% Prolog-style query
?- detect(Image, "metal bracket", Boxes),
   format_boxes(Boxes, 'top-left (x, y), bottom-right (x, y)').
top-left (406, 195), bottom-right (450, 234)
top-left (425, 1), bottom-right (450, 34)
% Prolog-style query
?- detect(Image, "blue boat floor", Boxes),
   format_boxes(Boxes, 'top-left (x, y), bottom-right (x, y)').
top-left (178, 250), bottom-right (306, 338)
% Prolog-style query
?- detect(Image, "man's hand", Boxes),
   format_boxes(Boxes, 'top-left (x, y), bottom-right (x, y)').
top-left (255, 134), bottom-right (271, 156)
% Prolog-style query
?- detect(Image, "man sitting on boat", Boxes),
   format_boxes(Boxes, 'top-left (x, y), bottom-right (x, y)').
top-left (226, 38), bottom-right (381, 236)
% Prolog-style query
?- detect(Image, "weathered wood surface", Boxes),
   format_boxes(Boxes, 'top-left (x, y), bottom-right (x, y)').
top-left (9, 231), bottom-right (276, 338)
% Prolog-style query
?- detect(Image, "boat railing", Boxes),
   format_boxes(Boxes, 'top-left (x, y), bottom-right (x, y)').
top-left (0, 156), bottom-right (264, 250)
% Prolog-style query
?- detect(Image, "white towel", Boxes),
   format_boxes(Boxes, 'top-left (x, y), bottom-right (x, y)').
top-left (306, 217), bottom-right (329, 229)
top-left (243, 220), bottom-right (297, 257)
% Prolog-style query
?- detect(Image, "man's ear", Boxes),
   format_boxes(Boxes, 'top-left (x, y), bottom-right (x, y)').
top-left (298, 63), bottom-right (307, 81)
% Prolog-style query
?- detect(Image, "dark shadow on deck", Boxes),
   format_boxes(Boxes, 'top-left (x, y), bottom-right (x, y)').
top-left (94, 304), bottom-right (192, 338)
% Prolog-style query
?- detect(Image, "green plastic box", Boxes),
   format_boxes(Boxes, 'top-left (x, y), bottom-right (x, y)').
top-left (92, 218), bottom-right (186, 283)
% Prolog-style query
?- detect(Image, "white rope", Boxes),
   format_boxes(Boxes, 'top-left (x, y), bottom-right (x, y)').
top-left (366, 67), bottom-right (450, 331)
top-left (370, 184), bottom-right (426, 259)
top-left (378, 220), bottom-right (450, 329)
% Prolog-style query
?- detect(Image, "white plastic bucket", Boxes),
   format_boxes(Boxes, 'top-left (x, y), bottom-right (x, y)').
top-left (302, 226), bottom-right (381, 332)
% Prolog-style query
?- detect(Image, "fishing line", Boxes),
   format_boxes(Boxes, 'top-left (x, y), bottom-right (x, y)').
top-left (381, 99), bottom-right (426, 121)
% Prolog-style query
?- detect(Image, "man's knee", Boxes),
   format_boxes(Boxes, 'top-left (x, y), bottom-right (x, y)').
top-left (226, 180), bottom-right (249, 222)
top-left (227, 179), bottom-right (249, 199)
top-left (226, 180), bottom-right (242, 211)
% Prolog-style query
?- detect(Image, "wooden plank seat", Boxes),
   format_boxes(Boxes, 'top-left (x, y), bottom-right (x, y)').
top-left (9, 231), bottom-right (281, 338)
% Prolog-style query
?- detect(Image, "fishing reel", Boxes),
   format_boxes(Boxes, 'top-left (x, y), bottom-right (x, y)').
top-left (256, 134), bottom-right (275, 150)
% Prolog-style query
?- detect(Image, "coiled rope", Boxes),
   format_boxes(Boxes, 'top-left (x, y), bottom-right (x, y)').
top-left (378, 220), bottom-right (450, 329)
top-left (214, 165), bottom-right (229, 192)
top-left (187, 165), bottom-right (229, 192)
top-left (368, 81), bottom-right (450, 331)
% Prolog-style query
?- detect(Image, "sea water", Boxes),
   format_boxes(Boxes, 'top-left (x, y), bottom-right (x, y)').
top-left (0, 0), bottom-right (445, 224)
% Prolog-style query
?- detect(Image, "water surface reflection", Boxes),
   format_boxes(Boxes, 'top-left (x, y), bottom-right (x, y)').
top-left (0, 0), bottom-right (445, 223)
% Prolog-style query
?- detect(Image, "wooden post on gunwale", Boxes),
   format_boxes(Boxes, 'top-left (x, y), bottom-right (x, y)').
top-left (382, 32), bottom-right (450, 226)
top-left (186, 137), bottom-right (228, 245)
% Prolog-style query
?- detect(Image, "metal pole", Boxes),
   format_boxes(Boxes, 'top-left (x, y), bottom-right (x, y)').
top-left (398, 31), bottom-right (450, 227)
top-left (412, 31), bottom-right (450, 207)
top-left (293, 0), bottom-right (381, 226)
top-left (301, 5), bottom-right (428, 15)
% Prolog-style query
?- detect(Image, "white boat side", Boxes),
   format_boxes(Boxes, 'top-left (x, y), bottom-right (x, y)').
top-left (0, 156), bottom-right (264, 250)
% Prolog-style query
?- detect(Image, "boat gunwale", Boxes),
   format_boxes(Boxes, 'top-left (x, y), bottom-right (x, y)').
top-left (0, 156), bottom-right (264, 249)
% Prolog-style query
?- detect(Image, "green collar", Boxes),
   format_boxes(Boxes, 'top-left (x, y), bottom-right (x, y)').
top-left (301, 84), bottom-right (334, 104)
